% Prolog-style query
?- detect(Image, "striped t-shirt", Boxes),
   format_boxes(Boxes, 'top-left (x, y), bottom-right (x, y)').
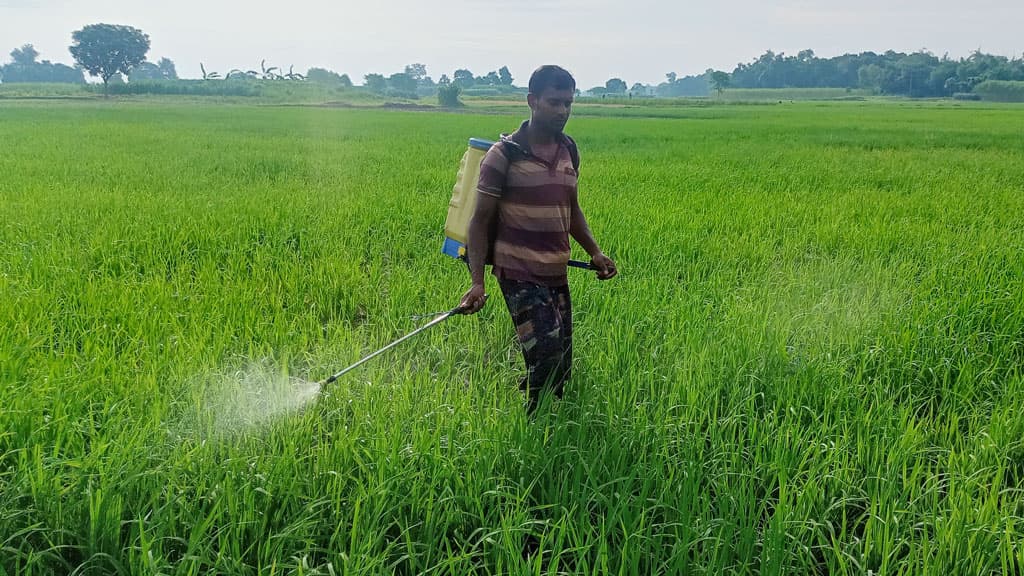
top-left (477, 121), bottom-right (579, 287)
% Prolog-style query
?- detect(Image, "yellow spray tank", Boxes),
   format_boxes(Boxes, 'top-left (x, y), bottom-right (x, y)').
top-left (441, 137), bottom-right (595, 271)
top-left (441, 137), bottom-right (494, 261)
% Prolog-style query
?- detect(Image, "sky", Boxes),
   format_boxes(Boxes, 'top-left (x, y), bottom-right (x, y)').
top-left (1, 0), bottom-right (1022, 88)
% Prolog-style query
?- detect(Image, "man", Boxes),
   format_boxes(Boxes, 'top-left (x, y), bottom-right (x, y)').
top-left (458, 65), bottom-right (617, 413)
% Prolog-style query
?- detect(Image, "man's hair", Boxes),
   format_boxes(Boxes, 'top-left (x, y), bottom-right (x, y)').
top-left (528, 65), bottom-right (575, 95)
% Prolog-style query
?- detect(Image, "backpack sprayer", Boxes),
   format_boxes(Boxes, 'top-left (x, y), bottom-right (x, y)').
top-left (316, 138), bottom-right (594, 388)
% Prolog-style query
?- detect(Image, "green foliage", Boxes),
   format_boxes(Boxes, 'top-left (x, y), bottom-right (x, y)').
top-left (709, 70), bottom-right (731, 95)
top-left (364, 73), bottom-right (386, 93)
top-left (306, 68), bottom-right (351, 88)
top-left (69, 23), bottom-right (150, 89)
top-left (452, 68), bottom-right (474, 88)
top-left (731, 48), bottom-right (1024, 97)
top-left (1, 101), bottom-right (1023, 574)
top-left (96, 79), bottom-right (261, 97)
top-left (386, 72), bottom-right (417, 95)
top-left (0, 61), bottom-right (85, 83)
top-left (157, 58), bottom-right (178, 80)
top-left (2, 43), bottom-right (84, 84)
top-left (858, 63), bottom-right (886, 93)
top-left (437, 82), bottom-right (462, 107)
top-left (199, 63), bottom-right (220, 80)
top-left (9, 43), bottom-right (39, 65)
top-left (128, 61), bottom-right (164, 81)
top-left (656, 73), bottom-right (709, 97)
top-left (605, 77), bottom-right (626, 93)
top-left (711, 87), bottom-right (871, 102)
top-left (480, 70), bottom-right (500, 86)
top-left (306, 67), bottom-right (345, 85)
top-left (404, 63), bottom-right (427, 82)
top-left (498, 65), bottom-right (513, 85)
top-left (129, 58), bottom-right (177, 82)
top-left (0, 82), bottom-right (90, 98)
top-left (973, 80), bottom-right (1024, 102)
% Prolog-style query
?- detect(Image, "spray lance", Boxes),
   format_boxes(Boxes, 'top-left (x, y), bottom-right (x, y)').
top-left (316, 138), bottom-right (595, 389)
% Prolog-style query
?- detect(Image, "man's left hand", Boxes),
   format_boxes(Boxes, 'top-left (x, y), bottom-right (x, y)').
top-left (591, 253), bottom-right (617, 280)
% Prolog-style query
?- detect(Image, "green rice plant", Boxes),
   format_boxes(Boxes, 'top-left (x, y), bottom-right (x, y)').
top-left (1, 100), bottom-right (1022, 575)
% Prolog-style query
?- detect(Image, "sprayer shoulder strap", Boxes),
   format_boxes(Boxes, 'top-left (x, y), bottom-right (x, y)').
top-left (499, 135), bottom-right (580, 176)
top-left (565, 135), bottom-right (581, 174)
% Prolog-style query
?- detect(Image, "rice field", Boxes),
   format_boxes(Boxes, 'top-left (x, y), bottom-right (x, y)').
top-left (1, 99), bottom-right (1023, 575)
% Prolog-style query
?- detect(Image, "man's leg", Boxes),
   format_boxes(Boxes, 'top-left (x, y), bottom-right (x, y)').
top-left (499, 279), bottom-right (572, 412)
top-left (550, 284), bottom-right (573, 400)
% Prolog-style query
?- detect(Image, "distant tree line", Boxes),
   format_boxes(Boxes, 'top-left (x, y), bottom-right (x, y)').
top-left (726, 49), bottom-right (1024, 97)
top-left (4, 26), bottom-right (1023, 102)
top-left (586, 73), bottom-right (713, 98)
top-left (352, 64), bottom-right (515, 100)
top-left (596, 50), bottom-right (1024, 100)
top-left (0, 44), bottom-right (85, 83)
top-left (1, 30), bottom-right (175, 92)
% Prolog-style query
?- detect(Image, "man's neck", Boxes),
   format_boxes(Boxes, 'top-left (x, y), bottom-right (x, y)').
top-left (526, 119), bottom-right (557, 147)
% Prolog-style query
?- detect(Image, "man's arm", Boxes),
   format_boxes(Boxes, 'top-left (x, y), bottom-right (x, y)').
top-left (570, 192), bottom-right (617, 280)
top-left (467, 193), bottom-right (499, 287)
top-left (458, 193), bottom-right (500, 313)
top-left (458, 144), bottom-right (509, 313)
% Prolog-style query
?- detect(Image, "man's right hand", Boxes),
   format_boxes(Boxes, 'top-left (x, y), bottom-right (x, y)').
top-left (458, 284), bottom-right (488, 314)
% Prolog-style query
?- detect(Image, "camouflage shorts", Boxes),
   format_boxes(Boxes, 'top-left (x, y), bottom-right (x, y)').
top-left (498, 279), bottom-right (572, 411)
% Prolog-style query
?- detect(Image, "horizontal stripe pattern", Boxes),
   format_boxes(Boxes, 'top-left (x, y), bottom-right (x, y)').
top-left (475, 127), bottom-right (578, 287)
top-left (478, 148), bottom-right (510, 196)
top-left (495, 234), bottom-right (570, 258)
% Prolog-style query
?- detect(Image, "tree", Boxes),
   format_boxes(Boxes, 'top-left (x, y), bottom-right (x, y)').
top-left (665, 72), bottom-right (677, 83)
top-left (128, 61), bottom-right (163, 81)
top-left (480, 71), bottom-right (500, 86)
top-left (2, 44), bottom-right (85, 84)
top-left (656, 73), bottom-right (709, 97)
top-left (709, 70), bottom-right (731, 95)
top-left (857, 63), bottom-right (886, 93)
top-left (453, 69), bottom-right (474, 88)
top-left (339, 74), bottom-right (352, 88)
top-left (364, 73), bottom-right (386, 93)
top-left (387, 72), bottom-right (417, 94)
top-left (0, 58), bottom-right (85, 83)
top-left (605, 78), bottom-right (626, 93)
top-left (127, 58), bottom-right (175, 81)
top-left (69, 24), bottom-right (150, 92)
top-left (404, 63), bottom-right (427, 82)
top-left (498, 66), bottom-right (513, 85)
top-left (307, 67), bottom-right (344, 84)
top-left (894, 52), bottom-right (939, 97)
top-left (438, 74), bottom-right (451, 86)
top-left (157, 57), bottom-right (177, 79)
top-left (200, 63), bottom-right (220, 80)
top-left (438, 82), bottom-right (462, 107)
top-left (10, 44), bottom-right (39, 65)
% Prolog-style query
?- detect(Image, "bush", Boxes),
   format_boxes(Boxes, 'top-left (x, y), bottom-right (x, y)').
top-left (460, 88), bottom-right (502, 97)
top-left (383, 88), bottom-right (418, 100)
top-left (437, 83), bottom-right (462, 107)
top-left (0, 62), bottom-right (85, 84)
top-left (95, 79), bottom-right (261, 97)
top-left (973, 80), bottom-right (1024, 102)
top-left (952, 92), bottom-right (981, 101)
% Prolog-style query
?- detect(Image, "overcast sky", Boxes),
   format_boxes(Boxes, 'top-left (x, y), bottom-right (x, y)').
top-left (1, 0), bottom-right (1021, 88)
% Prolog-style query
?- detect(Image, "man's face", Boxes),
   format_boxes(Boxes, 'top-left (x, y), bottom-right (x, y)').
top-left (528, 87), bottom-right (574, 135)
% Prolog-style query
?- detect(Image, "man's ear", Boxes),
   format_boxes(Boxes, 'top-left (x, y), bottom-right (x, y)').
top-left (526, 92), bottom-right (537, 110)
